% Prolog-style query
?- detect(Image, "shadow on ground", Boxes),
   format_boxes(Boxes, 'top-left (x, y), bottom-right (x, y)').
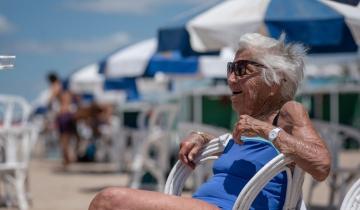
top-left (308, 205), bottom-right (337, 210)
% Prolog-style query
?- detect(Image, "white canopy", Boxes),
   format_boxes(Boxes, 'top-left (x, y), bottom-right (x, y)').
top-left (187, 0), bottom-right (270, 52)
top-left (105, 38), bottom-right (157, 78)
top-left (69, 64), bottom-right (104, 94)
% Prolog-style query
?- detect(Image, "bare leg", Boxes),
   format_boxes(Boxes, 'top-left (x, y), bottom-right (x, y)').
top-left (60, 133), bottom-right (71, 166)
top-left (89, 187), bottom-right (219, 210)
top-left (73, 132), bottom-right (82, 157)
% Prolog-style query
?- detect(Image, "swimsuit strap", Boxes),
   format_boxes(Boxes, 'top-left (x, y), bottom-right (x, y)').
top-left (272, 111), bottom-right (281, 126)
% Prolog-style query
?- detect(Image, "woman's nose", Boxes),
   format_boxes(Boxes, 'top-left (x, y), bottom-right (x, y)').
top-left (227, 72), bottom-right (238, 84)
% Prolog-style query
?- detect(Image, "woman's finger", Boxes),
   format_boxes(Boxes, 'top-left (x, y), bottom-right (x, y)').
top-left (188, 144), bottom-right (202, 162)
top-left (179, 141), bottom-right (195, 165)
top-left (232, 124), bottom-right (244, 144)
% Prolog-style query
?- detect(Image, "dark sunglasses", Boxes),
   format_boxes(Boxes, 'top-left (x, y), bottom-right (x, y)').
top-left (227, 60), bottom-right (265, 76)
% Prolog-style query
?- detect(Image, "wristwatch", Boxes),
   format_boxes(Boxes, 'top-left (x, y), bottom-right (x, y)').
top-left (268, 127), bottom-right (282, 142)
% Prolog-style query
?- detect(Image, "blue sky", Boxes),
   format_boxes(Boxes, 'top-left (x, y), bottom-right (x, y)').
top-left (0, 0), bottom-right (217, 101)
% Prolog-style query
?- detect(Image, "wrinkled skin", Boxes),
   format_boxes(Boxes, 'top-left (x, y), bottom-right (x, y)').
top-left (180, 49), bottom-right (331, 181)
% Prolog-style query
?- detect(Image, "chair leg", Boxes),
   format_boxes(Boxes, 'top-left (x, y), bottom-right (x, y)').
top-left (129, 152), bottom-right (145, 189)
top-left (328, 174), bottom-right (338, 209)
top-left (306, 179), bottom-right (318, 205)
top-left (15, 170), bottom-right (28, 210)
top-left (4, 175), bottom-right (14, 208)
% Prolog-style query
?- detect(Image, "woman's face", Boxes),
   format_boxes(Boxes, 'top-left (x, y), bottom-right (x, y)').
top-left (227, 50), bottom-right (278, 116)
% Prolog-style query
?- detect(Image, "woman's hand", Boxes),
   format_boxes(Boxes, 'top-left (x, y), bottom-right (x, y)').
top-left (232, 115), bottom-right (274, 144)
top-left (178, 132), bottom-right (213, 169)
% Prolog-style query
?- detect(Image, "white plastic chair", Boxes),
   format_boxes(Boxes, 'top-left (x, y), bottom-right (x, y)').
top-left (340, 178), bottom-right (360, 210)
top-left (311, 120), bottom-right (360, 208)
top-left (0, 126), bottom-right (36, 210)
top-left (0, 95), bottom-right (37, 210)
top-left (165, 133), bottom-right (307, 210)
top-left (129, 103), bottom-right (179, 191)
top-left (121, 102), bottom-right (153, 171)
top-left (96, 115), bottom-right (124, 163)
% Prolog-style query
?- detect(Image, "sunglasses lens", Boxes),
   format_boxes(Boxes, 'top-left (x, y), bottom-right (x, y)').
top-left (235, 63), bottom-right (244, 76)
top-left (227, 62), bottom-right (233, 75)
top-left (228, 60), bottom-right (261, 76)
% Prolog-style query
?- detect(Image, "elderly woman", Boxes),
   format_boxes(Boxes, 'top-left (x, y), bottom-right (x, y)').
top-left (88, 33), bottom-right (331, 210)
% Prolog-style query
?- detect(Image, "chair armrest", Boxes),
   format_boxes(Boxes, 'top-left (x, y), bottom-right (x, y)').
top-left (164, 133), bottom-right (232, 195)
top-left (233, 154), bottom-right (297, 210)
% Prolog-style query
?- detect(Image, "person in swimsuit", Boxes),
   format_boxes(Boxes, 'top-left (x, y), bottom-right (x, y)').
top-left (47, 73), bottom-right (81, 167)
top-left (88, 33), bottom-right (331, 210)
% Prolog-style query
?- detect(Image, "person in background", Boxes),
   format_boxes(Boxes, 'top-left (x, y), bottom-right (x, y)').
top-left (47, 72), bottom-right (81, 168)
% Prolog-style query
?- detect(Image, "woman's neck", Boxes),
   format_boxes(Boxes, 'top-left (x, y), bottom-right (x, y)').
top-left (252, 110), bottom-right (279, 124)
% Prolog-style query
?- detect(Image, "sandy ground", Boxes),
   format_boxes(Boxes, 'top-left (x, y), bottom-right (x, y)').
top-left (1, 149), bottom-right (360, 210)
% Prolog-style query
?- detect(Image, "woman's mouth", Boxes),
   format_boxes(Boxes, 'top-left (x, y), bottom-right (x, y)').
top-left (232, 91), bottom-right (243, 96)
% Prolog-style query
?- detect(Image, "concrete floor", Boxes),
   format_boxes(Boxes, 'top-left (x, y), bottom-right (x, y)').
top-left (1, 150), bottom-right (359, 210)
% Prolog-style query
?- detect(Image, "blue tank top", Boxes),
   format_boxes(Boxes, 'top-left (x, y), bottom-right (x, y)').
top-left (192, 136), bottom-right (287, 210)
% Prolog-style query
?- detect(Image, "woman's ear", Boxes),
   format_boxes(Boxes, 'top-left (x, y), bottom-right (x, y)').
top-left (270, 83), bottom-right (280, 96)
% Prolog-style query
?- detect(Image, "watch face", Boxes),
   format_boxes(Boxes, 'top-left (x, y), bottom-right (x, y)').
top-left (270, 132), bottom-right (276, 139)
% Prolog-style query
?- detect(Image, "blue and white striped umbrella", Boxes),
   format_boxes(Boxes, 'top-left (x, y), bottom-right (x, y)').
top-left (184, 0), bottom-right (360, 53)
top-left (100, 38), bottom-right (233, 79)
top-left (69, 63), bottom-right (104, 95)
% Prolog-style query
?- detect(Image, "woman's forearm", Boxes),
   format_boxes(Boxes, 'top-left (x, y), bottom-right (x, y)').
top-left (273, 130), bottom-right (331, 181)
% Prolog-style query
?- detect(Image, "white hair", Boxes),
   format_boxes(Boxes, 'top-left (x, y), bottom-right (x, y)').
top-left (237, 33), bottom-right (307, 100)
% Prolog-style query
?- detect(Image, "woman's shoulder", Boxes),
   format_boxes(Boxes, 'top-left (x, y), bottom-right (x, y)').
top-left (280, 100), bottom-right (311, 128)
top-left (281, 101), bottom-right (307, 113)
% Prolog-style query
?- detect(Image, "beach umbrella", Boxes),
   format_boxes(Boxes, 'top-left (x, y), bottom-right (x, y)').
top-left (99, 1), bottom-right (232, 78)
top-left (100, 38), bottom-right (234, 79)
top-left (143, 47), bottom-right (233, 78)
top-left (100, 39), bottom-right (157, 78)
top-left (68, 63), bottom-right (139, 102)
top-left (185, 0), bottom-right (360, 53)
top-left (69, 64), bottom-right (104, 94)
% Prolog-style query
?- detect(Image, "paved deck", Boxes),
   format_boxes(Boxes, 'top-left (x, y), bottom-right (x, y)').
top-left (1, 150), bottom-right (359, 210)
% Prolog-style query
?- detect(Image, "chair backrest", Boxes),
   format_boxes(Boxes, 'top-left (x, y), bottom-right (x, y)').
top-left (340, 178), bottom-right (360, 210)
top-left (0, 95), bottom-right (31, 128)
top-left (164, 133), bottom-right (306, 210)
top-left (0, 126), bottom-right (34, 167)
top-left (148, 104), bottom-right (179, 132)
top-left (312, 120), bottom-right (360, 170)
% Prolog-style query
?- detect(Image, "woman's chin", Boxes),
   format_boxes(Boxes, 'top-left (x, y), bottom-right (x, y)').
top-left (233, 106), bottom-right (253, 116)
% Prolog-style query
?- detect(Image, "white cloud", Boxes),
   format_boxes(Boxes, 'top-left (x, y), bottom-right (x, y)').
top-left (13, 32), bottom-right (130, 54)
top-left (66, 0), bottom-right (219, 15)
top-left (0, 15), bottom-right (15, 33)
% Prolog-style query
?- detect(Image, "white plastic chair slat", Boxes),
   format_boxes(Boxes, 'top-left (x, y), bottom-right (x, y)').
top-left (340, 178), bottom-right (360, 210)
top-left (282, 168), bottom-right (293, 210)
top-left (234, 154), bottom-right (294, 210)
top-left (164, 133), bottom-right (232, 195)
top-left (243, 160), bottom-right (291, 209)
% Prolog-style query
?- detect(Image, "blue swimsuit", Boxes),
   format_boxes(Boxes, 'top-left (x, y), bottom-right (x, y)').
top-left (192, 136), bottom-right (287, 210)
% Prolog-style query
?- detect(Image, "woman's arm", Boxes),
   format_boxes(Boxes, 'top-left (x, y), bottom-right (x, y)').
top-left (263, 101), bottom-right (331, 181)
top-left (232, 101), bottom-right (331, 181)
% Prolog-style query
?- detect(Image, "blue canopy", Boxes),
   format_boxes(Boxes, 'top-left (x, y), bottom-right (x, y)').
top-left (104, 78), bottom-right (140, 101)
top-left (168, 0), bottom-right (360, 53)
top-left (265, 0), bottom-right (357, 53)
